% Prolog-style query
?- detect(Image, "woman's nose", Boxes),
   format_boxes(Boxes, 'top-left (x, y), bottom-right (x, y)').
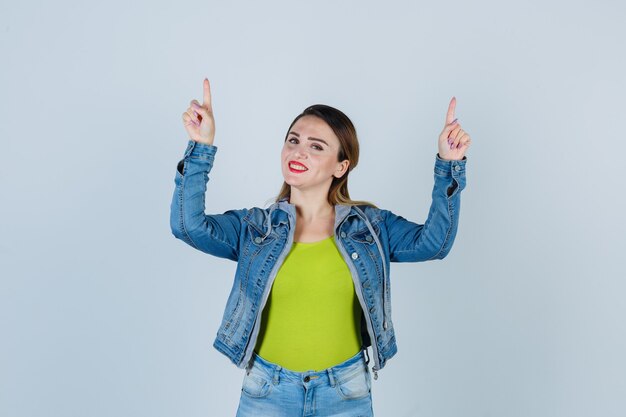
top-left (294, 148), bottom-right (308, 159)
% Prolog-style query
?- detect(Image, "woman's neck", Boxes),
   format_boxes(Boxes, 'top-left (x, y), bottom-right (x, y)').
top-left (289, 191), bottom-right (334, 223)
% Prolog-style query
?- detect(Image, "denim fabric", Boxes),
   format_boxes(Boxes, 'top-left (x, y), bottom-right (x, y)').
top-left (170, 140), bottom-right (467, 377)
top-left (236, 350), bottom-right (373, 417)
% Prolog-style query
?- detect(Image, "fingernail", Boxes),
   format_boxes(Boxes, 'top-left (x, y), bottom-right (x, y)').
top-left (449, 143), bottom-right (454, 149)
top-left (192, 102), bottom-right (200, 108)
top-left (456, 143), bottom-right (461, 148)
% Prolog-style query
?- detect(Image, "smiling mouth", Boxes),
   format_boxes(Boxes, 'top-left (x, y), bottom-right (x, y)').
top-left (288, 162), bottom-right (308, 172)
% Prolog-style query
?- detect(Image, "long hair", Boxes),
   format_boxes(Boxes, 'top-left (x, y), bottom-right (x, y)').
top-left (274, 104), bottom-right (378, 208)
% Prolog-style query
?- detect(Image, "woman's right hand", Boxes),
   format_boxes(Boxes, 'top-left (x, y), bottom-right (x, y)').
top-left (181, 78), bottom-right (215, 146)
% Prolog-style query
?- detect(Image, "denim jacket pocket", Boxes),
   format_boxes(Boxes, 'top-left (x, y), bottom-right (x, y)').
top-left (349, 223), bottom-right (380, 244)
top-left (246, 223), bottom-right (277, 247)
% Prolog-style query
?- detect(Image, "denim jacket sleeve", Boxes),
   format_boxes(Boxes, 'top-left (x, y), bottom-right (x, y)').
top-left (381, 153), bottom-right (467, 262)
top-left (169, 140), bottom-right (247, 261)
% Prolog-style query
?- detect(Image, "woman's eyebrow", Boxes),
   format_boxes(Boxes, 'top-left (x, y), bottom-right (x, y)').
top-left (288, 131), bottom-right (329, 146)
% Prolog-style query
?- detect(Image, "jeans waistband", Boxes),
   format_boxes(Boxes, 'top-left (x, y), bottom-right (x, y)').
top-left (249, 349), bottom-right (369, 388)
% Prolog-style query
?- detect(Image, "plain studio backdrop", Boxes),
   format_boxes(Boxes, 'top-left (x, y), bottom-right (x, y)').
top-left (1, 1), bottom-right (624, 416)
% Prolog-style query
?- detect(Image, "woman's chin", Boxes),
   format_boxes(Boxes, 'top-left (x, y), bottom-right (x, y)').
top-left (282, 174), bottom-right (304, 186)
top-left (283, 178), bottom-right (307, 191)
top-left (283, 179), bottom-right (301, 187)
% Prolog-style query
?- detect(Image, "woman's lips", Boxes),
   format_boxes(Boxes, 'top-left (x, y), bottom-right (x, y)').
top-left (288, 161), bottom-right (308, 173)
top-left (289, 166), bottom-right (307, 173)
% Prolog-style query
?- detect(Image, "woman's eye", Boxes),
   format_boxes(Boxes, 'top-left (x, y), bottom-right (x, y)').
top-left (287, 138), bottom-right (322, 151)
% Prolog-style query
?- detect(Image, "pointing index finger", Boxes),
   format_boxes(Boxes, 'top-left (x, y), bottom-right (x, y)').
top-left (446, 96), bottom-right (456, 124)
top-left (203, 78), bottom-right (212, 108)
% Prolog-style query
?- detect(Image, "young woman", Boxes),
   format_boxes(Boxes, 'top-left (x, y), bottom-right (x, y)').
top-left (171, 78), bottom-right (470, 416)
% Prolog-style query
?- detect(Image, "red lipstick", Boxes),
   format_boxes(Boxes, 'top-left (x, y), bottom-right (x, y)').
top-left (288, 160), bottom-right (308, 173)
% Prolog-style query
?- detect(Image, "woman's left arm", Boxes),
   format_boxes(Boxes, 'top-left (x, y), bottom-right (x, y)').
top-left (382, 97), bottom-right (471, 262)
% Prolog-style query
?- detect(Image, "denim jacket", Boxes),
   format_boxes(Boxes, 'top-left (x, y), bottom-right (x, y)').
top-left (170, 140), bottom-right (467, 379)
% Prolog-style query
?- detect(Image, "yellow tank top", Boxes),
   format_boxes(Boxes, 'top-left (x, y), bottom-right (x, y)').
top-left (254, 235), bottom-right (363, 371)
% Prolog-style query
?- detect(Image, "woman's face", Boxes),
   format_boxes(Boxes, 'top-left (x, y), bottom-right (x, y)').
top-left (281, 115), bottom-right (349, 192)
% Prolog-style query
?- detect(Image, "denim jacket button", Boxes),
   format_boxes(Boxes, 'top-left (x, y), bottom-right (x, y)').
top-left (254, 237), bottom-right (262, 243)
top-left (454, 165), bottom-right (461, 171)
top-left (340, 231), bottom-right (346, 238)
top-left (366, 235), bottom-right (373, 242)
top-left (351, 252), bottom-right (358, 260)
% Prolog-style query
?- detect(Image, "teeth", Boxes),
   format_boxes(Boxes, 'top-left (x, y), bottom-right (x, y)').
top-left (289, 163), bottom-right (307, 171)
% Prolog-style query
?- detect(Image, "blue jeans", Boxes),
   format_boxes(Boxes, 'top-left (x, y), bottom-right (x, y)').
top-left (236, 349), bottom-right (374, 416)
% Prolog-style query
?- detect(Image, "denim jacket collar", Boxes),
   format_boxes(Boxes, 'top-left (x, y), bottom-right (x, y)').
top-left (271, 196), bottom-right (356, 234)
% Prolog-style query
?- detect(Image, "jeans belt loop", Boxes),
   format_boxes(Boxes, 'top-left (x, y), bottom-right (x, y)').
top-left (272, 364), bottom-right (281, 385)
top-left (327, 367), bottom-right (337, 387)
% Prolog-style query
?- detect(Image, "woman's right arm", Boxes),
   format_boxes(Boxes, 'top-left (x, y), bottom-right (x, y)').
top-left (169, 141), bottom-right (246, 261)
top-left (169, 78), bottom-right (246, 261)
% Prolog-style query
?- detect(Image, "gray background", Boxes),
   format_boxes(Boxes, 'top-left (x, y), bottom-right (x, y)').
top-left (1, 0), bottom-right (624, 416)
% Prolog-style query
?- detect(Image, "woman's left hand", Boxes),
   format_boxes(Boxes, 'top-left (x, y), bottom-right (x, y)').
top-left (437, 97), bottom-right (471, 161)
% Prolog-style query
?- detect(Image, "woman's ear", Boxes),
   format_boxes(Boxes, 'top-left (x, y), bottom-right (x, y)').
top-left (334, 159), bottom-right (350, 179)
